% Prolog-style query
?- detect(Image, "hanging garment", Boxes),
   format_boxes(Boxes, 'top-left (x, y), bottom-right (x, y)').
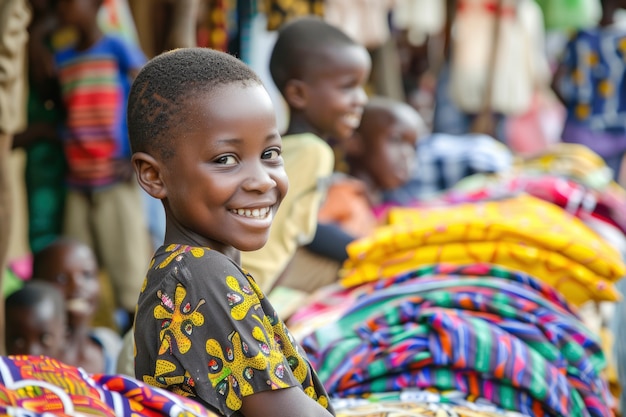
top-left (392, 0), bottom-right (446, 45)
top-left (323, 0), bottom-right (394, 49)
top-left (450, 0), bottom-right (550, 115)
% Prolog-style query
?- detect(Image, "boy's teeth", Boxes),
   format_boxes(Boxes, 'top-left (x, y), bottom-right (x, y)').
top-left (232, 207), bottom-right (269, 218)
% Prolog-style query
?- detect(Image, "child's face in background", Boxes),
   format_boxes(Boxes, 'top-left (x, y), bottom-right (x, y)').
top-left (359, 105), bottom-right (419, 190)
top-left (6, 299), bottom-right (67, 358)
top-left (57, 0), bottom-right (98, 27)
top-left (300, 44), bottom-right (371, 142)
top-left (159, 84), bottom-right (288, 255)
top-left (38, 243), bottom-right (100, 327)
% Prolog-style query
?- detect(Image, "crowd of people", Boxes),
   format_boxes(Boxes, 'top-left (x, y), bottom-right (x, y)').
top-left (1, 0), bottom-right (626, 416)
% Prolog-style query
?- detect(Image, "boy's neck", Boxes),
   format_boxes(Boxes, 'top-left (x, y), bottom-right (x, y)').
top-left (75, 24), bottom-right (103, 51)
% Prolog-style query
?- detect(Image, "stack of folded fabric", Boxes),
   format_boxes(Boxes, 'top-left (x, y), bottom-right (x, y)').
top-left (341, 194), bottom-right (624, 306)
top-left (290, 262), bottom-right (617, 416)
top-left (445, 144), bottom-right (626, 254)
top-left (288, 156), bottom-right (625, 415)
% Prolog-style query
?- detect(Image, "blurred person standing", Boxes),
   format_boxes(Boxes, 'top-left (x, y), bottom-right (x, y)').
top-left (54, 0), bottom-right (151, 333)
top-left (0, 0), bottom-right (31, 355)
top-left (552, 0), bottom-right (626, 184)
top-left (12, 0), bottom-right (67, 255)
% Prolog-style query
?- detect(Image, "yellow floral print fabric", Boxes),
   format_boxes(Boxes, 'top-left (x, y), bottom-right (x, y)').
top-left (134, 244), bottom-right (332, 416)
top-left (340, 195), bottom-right (625, 305)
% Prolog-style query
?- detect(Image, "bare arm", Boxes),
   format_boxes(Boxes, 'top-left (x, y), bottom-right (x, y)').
top-left (240, 386), bottom-right (334, 417)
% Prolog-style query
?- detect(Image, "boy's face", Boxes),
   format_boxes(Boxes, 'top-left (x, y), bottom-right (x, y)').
top-left (300, 44), bottom-right (371, 142)
top-left (6, 300), bottom-right (67, 358)
top-left (158, 84), bottom-right (288, 255)
top-left (38, 243), bottom-right (100, 327)
top-left (360, 106), bottom-right (419, 190)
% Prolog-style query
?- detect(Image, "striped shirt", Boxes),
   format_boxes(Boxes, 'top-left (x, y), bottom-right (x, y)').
top-left (55, 34), bottom-right (145, 189)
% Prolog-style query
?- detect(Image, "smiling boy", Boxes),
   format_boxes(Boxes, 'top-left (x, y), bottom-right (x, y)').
top-left (129, 48), bottom-right (334, 417)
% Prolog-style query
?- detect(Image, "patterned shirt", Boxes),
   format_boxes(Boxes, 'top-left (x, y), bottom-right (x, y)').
top-left (134, 244), bottom-right (333, 417)
top-left (55, 34), bottom-right (145, 189)
top-left (556, 24), bottom-right (626, 133)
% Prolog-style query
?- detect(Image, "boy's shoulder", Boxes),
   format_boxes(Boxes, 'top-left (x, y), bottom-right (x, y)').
top-left (152, 245), bottom-right (242, 277)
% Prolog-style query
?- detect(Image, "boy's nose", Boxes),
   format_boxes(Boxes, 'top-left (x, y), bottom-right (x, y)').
top-left (242, 163), bottom-right (277, 193)
top-left (355, 87), bottom-right (368, 107)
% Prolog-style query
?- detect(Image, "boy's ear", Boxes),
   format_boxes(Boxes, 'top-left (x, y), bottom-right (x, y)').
top-left (132, 152), bottom-right (166, 199)
top-left (283, 79), bottom-right (308, 110)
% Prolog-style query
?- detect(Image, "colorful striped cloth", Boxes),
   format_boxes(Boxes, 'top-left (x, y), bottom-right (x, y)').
top-left (0, 355), bottom-right (217, 416)
top-left (287, 263), bottom-right (580, 340)
top-left (297, 268), bottom-right (613, 417)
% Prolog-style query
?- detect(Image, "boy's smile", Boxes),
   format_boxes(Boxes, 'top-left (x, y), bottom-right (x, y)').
top-left (157, 83), bottom-right (288, 255)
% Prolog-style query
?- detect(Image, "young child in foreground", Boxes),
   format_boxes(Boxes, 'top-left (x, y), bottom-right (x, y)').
top-left (128, 48), bottom-right (334, 417)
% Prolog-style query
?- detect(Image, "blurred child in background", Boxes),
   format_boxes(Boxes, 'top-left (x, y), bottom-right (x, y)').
top-left (33, 237), bottom-right (121, 374)
top-left (53, 0), bottom-right (151, 331)
top-left (5, 280), bottom-right (67, 359)
top-left (242, 17), bottom-right (370, 296)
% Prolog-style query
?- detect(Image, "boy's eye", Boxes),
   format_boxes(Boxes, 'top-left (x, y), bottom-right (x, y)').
top-left (262, 149), bottom-right (281, 160)
top-left (215, 155), bottom-right (237, 165)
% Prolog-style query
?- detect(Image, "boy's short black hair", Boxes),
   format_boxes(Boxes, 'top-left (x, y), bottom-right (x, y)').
top-left (269, 16), bottom-right (359, 94)
top-left (127, 48), bottom-right (263, 159)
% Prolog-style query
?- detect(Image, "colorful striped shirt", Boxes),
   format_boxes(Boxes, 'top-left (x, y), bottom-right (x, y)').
top-left (55, 34), bottom-right (145, 189)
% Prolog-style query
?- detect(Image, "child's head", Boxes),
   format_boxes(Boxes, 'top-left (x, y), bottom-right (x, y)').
top-left (29, 0), bottom-right (56, 16)
top-left (128, 48), bottom-right (289, 256)
top-left (346, 97), bottom-right (423, 191)
top-left (269, 17), bottom-right (371, 142)
top-left (5, 281), bottom-right (67, 358)
top-left (32, 237), bottom-right (100, 328)
top-left (57, 0), bottom-right (102, 29)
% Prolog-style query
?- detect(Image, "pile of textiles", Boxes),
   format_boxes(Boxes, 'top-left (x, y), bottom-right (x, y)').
top-left (341, 194), bottom-right (624, 305)
top-left (0, 355), bottom-right (218, 416)
top-left (288, 153), bottom-right (626, 416)
top-left (289, 262), bottom-right (617, 416)
top-left (444, 143), bottom-right (626, 253)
